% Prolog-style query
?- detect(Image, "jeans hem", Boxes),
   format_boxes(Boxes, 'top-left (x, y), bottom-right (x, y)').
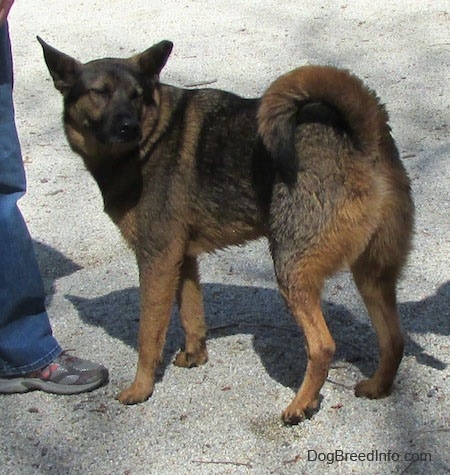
top-left (0, 344), bottom-right (62, 376)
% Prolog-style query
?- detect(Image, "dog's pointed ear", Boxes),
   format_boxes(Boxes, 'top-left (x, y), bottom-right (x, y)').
top-left (37, 36), bottom-right (82, 95)
top-left (134, 40), bottom-right (173, 79)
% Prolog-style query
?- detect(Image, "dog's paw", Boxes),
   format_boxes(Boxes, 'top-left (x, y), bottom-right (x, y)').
top-left (116, 383), bottom-right (153, 405)
top-left (173, 348), bottom-right (208, 368)
top-left (281, 398), bottom-right (319, 425)
top-left (355, 378), bottom-right (392, 399)
top-left (282, 407), bottom-right (306, 425)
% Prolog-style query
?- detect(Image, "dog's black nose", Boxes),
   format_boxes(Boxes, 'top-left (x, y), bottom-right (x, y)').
top-left (113, 115), bottom-right (140, 142)
top-left (120, 119), bottom-right (140, 141)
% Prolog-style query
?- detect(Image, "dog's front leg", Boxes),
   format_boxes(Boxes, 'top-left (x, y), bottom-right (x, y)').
top-left (174, 255), bottom-right (208, 368)
top-left (116, 241), bottom-right (184, 405)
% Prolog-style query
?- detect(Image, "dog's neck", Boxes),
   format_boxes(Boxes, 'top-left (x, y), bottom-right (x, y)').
top-left (91, 150), bottom-right (142, 219)
top-left (138, 83), bottom-right (187, 159)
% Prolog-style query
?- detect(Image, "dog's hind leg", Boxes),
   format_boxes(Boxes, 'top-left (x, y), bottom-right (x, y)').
top-left (351, 248), bottom-right (405, 399)
top-left (273, 252), bottom-right (336, 425)
top-left (282, 285), bottom-right (335, 424)
top-left (350, 177), bottom-right (413, 399)
top-left (174, 255), bottom-right (208, 368)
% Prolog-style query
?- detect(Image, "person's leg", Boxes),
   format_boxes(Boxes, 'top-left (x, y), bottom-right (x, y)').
top-left (0, 23), bottom-right (62, 376)
top-left (0, 24), bottom-right (108, 394)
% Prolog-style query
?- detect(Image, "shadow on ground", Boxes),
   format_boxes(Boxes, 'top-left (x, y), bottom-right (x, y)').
top-left (33, 240), bottom-right (82, 304)
top-left (66, 280), bottom-right (450, 392)
top-left (33, 240), bottom-right (449, 391)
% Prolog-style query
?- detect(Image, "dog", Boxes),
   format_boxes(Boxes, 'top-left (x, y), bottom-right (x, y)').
top-left (38, 37), bottom-right (414, 424)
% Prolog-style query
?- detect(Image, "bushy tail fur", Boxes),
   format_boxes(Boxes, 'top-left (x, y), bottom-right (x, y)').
top-left (257, 65), bottom-right (390, 183)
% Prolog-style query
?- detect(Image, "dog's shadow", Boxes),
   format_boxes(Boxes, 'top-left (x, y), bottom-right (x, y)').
top-left (34, 238), bottom-right (448, 390)
top-left (65, 280), bottom-right (450, 391)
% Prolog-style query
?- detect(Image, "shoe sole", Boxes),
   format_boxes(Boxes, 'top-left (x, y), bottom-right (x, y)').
top-left (0, 374), bottom-right (108, 395)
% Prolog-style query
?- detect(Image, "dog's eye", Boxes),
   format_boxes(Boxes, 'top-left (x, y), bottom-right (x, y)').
top-left (130, 87), bottom-right (143, 100)
top-left (90, 88), bottom-right (110, 101)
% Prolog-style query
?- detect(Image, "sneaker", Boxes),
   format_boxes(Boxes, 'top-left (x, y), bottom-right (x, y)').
top-left (0, 352), bottom-right (109, 395)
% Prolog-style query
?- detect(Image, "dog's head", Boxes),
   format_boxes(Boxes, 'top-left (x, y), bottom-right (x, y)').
top-left (38, 37), bottom-right (173, 160)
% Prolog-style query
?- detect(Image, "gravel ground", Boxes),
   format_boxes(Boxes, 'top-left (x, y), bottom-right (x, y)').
top-left (2, 1), bottom-right (449, 474)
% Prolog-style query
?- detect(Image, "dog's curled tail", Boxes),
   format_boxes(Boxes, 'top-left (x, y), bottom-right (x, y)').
top-left (257, 65), bottom-right (390, 183)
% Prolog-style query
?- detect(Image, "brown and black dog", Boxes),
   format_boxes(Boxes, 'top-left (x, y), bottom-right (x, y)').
top-left (38, 37), bottom-right (414, 424)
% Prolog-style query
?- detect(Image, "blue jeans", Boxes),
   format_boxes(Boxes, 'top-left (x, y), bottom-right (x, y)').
top-left (0, 23), bottom-right (61, 376)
